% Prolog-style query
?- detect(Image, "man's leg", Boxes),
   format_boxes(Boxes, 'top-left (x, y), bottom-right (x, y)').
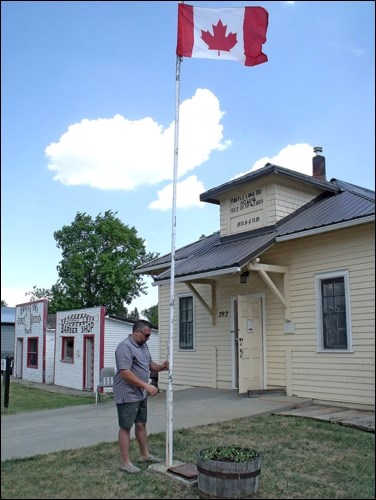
top-left (135, 421), bottom-right (149, 458)
top-left (118, 427), bottom-right (132, 464)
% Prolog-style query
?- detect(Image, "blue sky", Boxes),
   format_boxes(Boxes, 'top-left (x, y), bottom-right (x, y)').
top-left (1, 1), bottom-right (375, 313)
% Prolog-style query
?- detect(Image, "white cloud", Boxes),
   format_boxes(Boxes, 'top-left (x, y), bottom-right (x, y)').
top-left (148, 175), bottom-right (206, 211)
top-left (46, 88), bottom-right (230, 191)
top-left (232, 143), bottom-right (314, 179)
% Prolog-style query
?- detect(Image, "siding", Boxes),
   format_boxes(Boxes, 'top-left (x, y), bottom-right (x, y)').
top-left (104, 319), bottom-right (160, 366)
top-left (54, 306), bottom-right (103, 391)
top-left (1, 324), bottom-right (15, 357)
top-left (103, 318), bottom-right (132, 370)
top-left (157, 223), bottom-right (375, 408)
top-left (14, 301), bottom-right (47, 384)
top-left (219, 179), bottom-right (321, 237)
top-left (262, 223), bottom-right (375, 407)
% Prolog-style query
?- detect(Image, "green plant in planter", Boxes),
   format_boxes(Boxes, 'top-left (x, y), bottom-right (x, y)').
top-left (197, 446), bottom-right (262, 498)
top-left (199, 445), bottom-right (260, 463)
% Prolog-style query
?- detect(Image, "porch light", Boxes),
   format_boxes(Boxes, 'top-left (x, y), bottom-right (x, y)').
top-left (240, 271), bottom-right (249, 284)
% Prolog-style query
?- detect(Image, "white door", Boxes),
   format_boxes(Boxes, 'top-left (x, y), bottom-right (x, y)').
top-left (15, 338), bottom-right (23, 379)
top-left (237, 296), bottom-right (263, 394)
top-left (84, 336), bottom-right (94, 390)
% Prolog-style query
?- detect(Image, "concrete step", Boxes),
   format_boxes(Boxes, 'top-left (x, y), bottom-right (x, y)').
top-left (248, 388), bottom-right (286, 398)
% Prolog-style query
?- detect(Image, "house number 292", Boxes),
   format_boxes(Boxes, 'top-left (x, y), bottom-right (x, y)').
top-left (218, 311), bottom-right (228, 317)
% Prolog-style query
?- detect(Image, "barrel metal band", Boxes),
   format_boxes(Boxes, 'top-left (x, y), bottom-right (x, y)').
top-left (197, 464), bottom-right (260, 480)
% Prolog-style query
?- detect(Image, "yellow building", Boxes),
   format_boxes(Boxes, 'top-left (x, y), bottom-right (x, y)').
top-left (136, 149), bottom-right (375, 409)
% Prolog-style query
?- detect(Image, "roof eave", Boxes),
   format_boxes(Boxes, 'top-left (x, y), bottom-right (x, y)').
top-left (276, 215), bottom-right (375, 242)
top-left (134, 263), bottom-right (170, 275)
top-left (155, 266), bottom-right (242, 284)
top-left (200, 165), bottom-right (340, 205)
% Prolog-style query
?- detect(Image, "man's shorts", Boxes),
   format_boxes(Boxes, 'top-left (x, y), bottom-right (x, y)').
top-left (116, 398), bottom-right (147, 429)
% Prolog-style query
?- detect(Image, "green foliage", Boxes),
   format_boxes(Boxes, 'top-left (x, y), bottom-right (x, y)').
top-left (1, 299), bottom-right (9, 306)
top-left (199, 445), bottom-right (259, 462)
top-left (25, 287), bottom-right (53, 303)
top-left (27, 210), bottom-right (159, 315)
top-left (142, 304), bottom-right (158, 326)
top-left (128, 307), bottom-right (140, 320)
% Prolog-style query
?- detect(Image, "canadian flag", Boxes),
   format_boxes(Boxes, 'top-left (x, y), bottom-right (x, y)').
top-left (176, 4), bottom-right (268, 67)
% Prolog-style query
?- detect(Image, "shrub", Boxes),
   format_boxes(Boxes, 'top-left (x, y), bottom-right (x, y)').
top-left (199, 445), bottom-right (260, 462)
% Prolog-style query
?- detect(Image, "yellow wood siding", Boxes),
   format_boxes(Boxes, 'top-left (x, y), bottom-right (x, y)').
top-left (219, 180), bottom-right (321, 237)
top-left (263, 223), bottom-right (375, 407)
top-left (157, 222), bottom-right (374, 408)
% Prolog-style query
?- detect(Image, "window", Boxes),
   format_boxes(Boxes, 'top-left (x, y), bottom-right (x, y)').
top-left (315, 271), bottom-right (352, 351)
top-left (179, 295), bottom-right (194, 350)
top-left (62, 337), bottom-right (74, 362)
top-left (27, 337), bottom-right (38, 368)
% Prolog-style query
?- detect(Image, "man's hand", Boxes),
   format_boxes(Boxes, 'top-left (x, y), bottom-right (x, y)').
top-left (145, 383), bottom-right (159, 396)
top-left (160, 360), bottom-right (169, 371)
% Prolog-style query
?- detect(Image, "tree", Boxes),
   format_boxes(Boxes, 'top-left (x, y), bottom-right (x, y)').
top-left (142, 304), bottom-right (158, 327)
top-left (32, 210), bottom-right (158, 315)
top-left (1, 299), bottom-right (8, 307)
top-left (25, 287), bottom-right (53, 302)
top-left (128, 307), bottom-right (140, 321)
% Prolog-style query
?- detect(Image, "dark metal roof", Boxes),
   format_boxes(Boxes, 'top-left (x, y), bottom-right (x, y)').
top-left (277, 190), bottom-right (375, 237)
top-left (139, 231), bottom-right (221, 271)
top-left (200, 163), bottom-right (340, 205)
top-left (330, 179), bottom-right (375, 200)
top-left (155, 230), bottom-right (276, 282)
top-left (137, 175), bottom-right (375, 283)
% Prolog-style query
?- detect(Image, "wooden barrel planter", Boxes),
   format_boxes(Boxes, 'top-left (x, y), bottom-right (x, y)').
top-left (197, 446), bottom-right (261, 499)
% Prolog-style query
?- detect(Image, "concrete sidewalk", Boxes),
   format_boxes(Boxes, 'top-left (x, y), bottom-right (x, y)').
top-left (1, 388), bottom-right (310, 461)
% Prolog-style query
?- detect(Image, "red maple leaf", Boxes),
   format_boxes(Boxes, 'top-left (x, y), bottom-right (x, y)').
top-left (201, 19), bottom-right (238, 56)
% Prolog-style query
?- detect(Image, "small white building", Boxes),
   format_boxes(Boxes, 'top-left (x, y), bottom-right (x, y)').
top-left (54, 306), bottom-right (159, 392)
top-left (14, 302), bottom-right (159, 392)
top-left (14, 300), bottom-right (55, 384)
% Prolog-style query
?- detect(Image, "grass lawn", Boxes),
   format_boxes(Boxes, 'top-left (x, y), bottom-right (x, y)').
top-left (1, 378), bottom-right (112, 415)
top-left (1, 379), bottom-right (375, 499)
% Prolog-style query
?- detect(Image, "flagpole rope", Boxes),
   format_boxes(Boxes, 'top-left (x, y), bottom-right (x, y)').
top-left (166, 47), bottom-right (182, 467)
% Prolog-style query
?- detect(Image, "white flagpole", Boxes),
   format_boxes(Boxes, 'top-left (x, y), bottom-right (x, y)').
top-left (166, 49), bottom-right (182, 467)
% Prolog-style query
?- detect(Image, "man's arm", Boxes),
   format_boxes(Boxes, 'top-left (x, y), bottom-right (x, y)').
top-left (119, 369), bottom-right (158, 395)
top-left (149, 360), bottom-right (169, 372)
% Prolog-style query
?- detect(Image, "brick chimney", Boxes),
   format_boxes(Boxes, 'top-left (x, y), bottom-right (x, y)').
top-left (312, 146), bottom-right (326, 181)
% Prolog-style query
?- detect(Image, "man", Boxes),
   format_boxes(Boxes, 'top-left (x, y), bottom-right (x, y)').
top-left (114, 319), bottom-right (169, 473)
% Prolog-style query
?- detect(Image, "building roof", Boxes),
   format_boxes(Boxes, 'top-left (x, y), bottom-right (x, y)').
top-left (106, 314), bottom-right (158, 330)
top-left (200, 163), bottom-right (340, 204)
top-left (1, 307), bottom-right (16, 324)
top-left (136, 170), bottom-right (375, 283)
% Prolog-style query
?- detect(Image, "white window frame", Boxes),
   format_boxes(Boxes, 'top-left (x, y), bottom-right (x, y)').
top-left (178, 293), bottom-right (195, 351)
top-left (315, 270), bottom-right (352, 352)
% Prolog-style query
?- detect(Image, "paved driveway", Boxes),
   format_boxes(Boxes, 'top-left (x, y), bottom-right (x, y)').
top-left (2, 385), bottom-right (374, 461)
top-left (1, 388), bottom-right (309, 461)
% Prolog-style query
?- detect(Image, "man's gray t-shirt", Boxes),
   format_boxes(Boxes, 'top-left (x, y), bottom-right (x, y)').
top-left (113, 334), bottom-right (152, 403)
